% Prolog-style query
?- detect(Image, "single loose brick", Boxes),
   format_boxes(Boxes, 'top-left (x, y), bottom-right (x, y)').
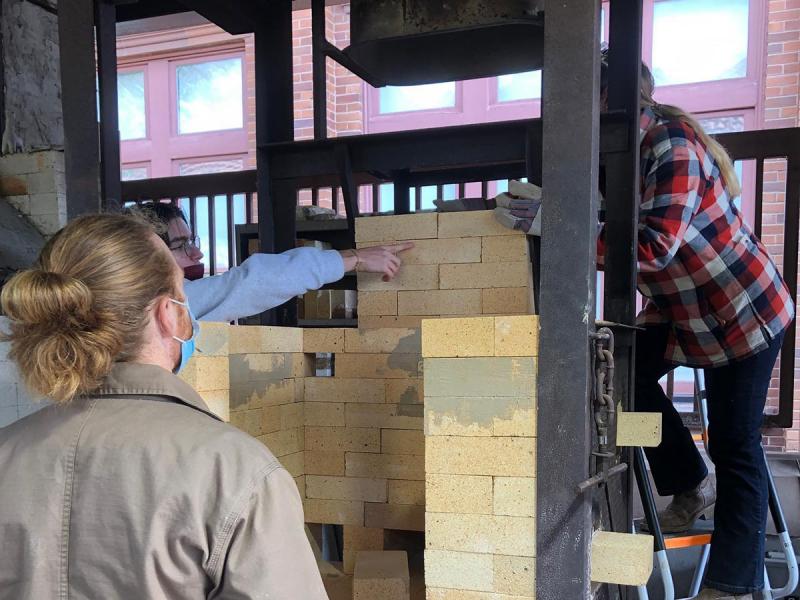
top-left (440, 262), bottom-right (529, 290)
top-left (346, 452), bottom-right (425, 480)
top-left (482, 288), bottom-right (530, 315)
top-left (616, 412), bottom-right (662, 447)
top-left (353, 550), bottom-right (410, 599)
top-left (344, 327), bottom-right (421, 354)
top-left (365, 503), bottom-right (424, 531)
top-left (358, 291), bottom-right (398, 316)
top-left (388, 480), bottom-right (425, 505)
top-left (421, 317), bottom-right (495, 358)
top-left (398, 289), bottom-right (482, 316)
top-left (335, 353), bottom-right (421, 379)
top-left (305, 475), bottom-right (388, 503)
top-left (482, 235), bottom-right (530, 263)
top-left (305, 377), bottom-right (385, 403)
top-left (358, 265), bottom-right (439, 292)
top-left (304, 498), bottom-right (364, 526)
top-left (355, 213), bottom-right (438, 243)
top-left (494, 316), bottom-right (539, 357)
top-left (303, 328), bottom-right (347, 353)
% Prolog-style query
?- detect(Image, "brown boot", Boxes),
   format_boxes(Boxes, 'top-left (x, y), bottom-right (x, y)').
top-left (644, 476), bottom-right (715, 534)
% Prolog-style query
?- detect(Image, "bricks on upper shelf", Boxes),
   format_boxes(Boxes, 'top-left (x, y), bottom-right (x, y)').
top-left (423, 315), bottom-right (538, 600)
top-left (355, 211), bottom-right (534, 327)
top-left (353, 550), bottom-right (410, 600)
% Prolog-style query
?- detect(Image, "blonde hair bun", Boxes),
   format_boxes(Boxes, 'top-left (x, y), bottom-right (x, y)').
top-left (2, 270), bottom-right (99, 331)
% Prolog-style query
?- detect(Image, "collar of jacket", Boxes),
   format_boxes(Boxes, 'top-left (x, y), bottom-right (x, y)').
top-left (90, 362), bottom-right (222, 422)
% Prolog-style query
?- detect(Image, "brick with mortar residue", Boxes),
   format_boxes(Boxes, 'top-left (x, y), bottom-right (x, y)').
top-left (481, 235), bottom-right (529, 263)
top-left (358, 291), bottom-right (398, 316)
top-left (179, 356), bottom-right (229, 391)
top-left (196, 322), bottom-right (230, 356)
top-left (257, 427), bottom-right (304, 457)
top-left (343, 525), bottom-right (384, 575)
top-left (365, 502), bottom-right (424, 531)
top-left (355, 213), bottom-right (438, 243)
top-left (426, 513), bottom-right (535, 557)
top-left (358, 237), bottom-right (481, 265)
top-left (346, 452), bottom-right (424, 480)
top-left (438, 211), bottom-right (519, 238)
top-left (424, 550), bottom-right (493, 593)
top-left (482, 288), bottom-right (530, 315)
top-left (440, 262), bottom-right (529, 290)
top-left (281, 451), bottom-right (305, 478)
top-left (305, 450), bottom-right (346, 476)
top-left (229, 325), bottom-right (303, 354)
top-left (493, 477), bottom-right (536, 518)
top-left (426, 474), bottom-right (493, 515)
top-left (344, 328), bottom-right (421, 354)
top-left (335, 353), bottom-right (421, 379)
top-left (230, 379), bottom-right (297, 411)
top-left (359, 316), bottom-right (424, 330)
top-left (494, 316), bottom-right (538, 357)
top-left (305, 378), bottom-right (385, 403)
top-left (229, 353), bottom-right (293, 383)
top-left (303, 328), bottom-right (347, 353)
top-left (358, 265), bottom-right (439, 292)
top-left (304, 498), bottom-right (364, 526)
top-left (381, 429), bottom-right (424, 455)
top-left (386, 378), bottom-right (423, 405)
top-left (425, 436), bottom-right (535, 477)
top-left (345, 403), bottom-right (423, 430)
top-left (388, 480), bottom-right (425, 505)
top-left (353, 550), bottom-right (410, 599)
top-left (494, 555), bottom-right (536, 596)
top-left (199, 389), bottom-right (229, 422)
top-left (305, 426), bottom-right (381, 453)
top-left (421, 317), bottom-right (494, 358)
top-left (305, 402), bottom-right (345, 427)
top-left (424, 357), bottom-right (536, 398)
top-left (398, 290), bottom-right (482, 316)
top-left (306, 475), bottom-right (388, 502)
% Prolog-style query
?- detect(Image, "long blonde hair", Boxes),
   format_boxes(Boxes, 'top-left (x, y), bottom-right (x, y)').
top-left (639, 63), bottom-right (742, 199)
top-left (1, 214), bottom-right (177, 403)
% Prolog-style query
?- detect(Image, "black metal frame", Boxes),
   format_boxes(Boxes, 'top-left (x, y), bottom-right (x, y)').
top-left (715, 127), bottom-right (800, 429)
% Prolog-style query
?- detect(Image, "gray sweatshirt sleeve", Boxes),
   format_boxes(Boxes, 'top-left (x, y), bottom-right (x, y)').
top-left (185, 248), bottom-right (345, 322)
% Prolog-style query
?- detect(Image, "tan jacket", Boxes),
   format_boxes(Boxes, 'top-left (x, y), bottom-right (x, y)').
top-left (0, 363), bottom-right (327, 600)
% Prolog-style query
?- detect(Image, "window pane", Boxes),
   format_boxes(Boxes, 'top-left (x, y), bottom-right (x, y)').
top-left (177, 58), bottom-right (244, 134)
top-left (497, 70), bottom-right (542, 102)
top-left (652, 0), bottom-right (749, 86)
top-left (697, 115), bottom-right (745, 134)
top-left (178, 158), bottom-right (244, 176)
top-left (379, 82), bottom-right (456, 114)
top-left (121, 166), bottom-right (148, 181)
top-left (118, 71), bottom-right (146, 140)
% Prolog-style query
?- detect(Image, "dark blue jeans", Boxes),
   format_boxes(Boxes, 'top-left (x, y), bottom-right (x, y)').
top-left (635, 325), bottom-right (785, 594)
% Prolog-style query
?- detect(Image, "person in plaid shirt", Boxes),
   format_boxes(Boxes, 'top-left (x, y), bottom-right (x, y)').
top-left (598, 60), bottom-right (794, 599)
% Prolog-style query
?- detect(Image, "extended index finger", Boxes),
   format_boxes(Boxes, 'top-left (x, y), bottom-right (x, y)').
top-left (384, 241), bottom-right (415, 254)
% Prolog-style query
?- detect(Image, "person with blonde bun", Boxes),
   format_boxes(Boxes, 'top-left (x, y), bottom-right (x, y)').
top-left (0, 214), bottom-right (327, 599)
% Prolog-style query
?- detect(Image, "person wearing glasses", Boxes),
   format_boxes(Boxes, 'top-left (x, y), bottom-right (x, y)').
top-left (135, 202), bottom-right (412, 322)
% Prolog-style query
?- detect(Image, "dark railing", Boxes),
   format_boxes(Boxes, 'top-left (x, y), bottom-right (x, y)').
top-left (122, 171), bottom-right (257, 276)
top-left (715, 128), bottom-right (800, 429)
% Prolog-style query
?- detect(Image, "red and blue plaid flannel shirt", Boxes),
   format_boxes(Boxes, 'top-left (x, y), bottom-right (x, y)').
top-left (598, 107), bottom-right (794, 367)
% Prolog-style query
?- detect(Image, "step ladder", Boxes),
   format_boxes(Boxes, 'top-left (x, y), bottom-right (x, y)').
top-left (634, 369), bottom-right (799, 600)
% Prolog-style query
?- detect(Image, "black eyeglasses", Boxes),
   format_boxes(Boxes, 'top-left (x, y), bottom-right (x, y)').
top-left (168, 236), bottom-right (201, 257)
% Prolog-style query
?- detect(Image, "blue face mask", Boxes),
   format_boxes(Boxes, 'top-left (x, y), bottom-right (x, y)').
top-left (169, 298), bottom-right (199, 374)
